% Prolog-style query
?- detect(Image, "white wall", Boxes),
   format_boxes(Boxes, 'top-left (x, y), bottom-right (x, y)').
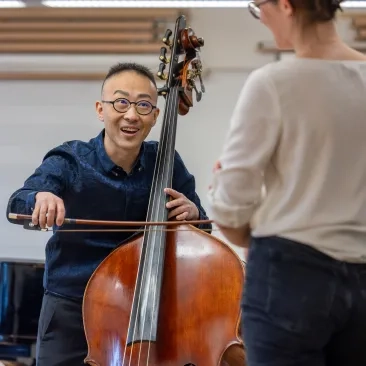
top-left (0, 70), bottom-right (250, 260)
top-left (0, 9), bottom-right (357, 262)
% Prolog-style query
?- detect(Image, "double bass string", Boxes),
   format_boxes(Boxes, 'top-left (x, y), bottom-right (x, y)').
top-left (123, 75), bottom-right (163, 363)
top-left (146, 85), bottom-right (180, 365)
top-left (144, 84), bottom-right (179, 365)
top-left (123, 84), bottom-right (179, 365)
top-left (146, 84), bottom-right (179, 365)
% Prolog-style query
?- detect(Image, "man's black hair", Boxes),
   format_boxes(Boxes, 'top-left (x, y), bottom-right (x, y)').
top-left (101, 62), bottom-right (157, 92)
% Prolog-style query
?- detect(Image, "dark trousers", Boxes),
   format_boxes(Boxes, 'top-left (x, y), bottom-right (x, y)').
top-left (242, 236), bottom-right (366, 366)
top-left (36, 291), bottom-right (87, 366)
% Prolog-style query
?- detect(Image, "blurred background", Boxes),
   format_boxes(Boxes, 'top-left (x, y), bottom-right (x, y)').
top-left (0, 1), bottom-right (366, 364)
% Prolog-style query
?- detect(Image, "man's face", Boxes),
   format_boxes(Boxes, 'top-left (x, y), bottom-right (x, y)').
top-left (96, 70), bottom-right (160, 153)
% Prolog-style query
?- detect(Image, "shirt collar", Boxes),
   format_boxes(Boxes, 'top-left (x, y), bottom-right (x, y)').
top-left (96, 129), bottom-right (146, 174)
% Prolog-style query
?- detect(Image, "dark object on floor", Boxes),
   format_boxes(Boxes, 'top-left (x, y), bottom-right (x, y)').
top-left (0, 259), bottom-right (44, 361)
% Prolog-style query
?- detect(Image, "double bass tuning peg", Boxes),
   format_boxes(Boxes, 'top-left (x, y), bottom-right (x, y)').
top-left (159, 47), bottom-right (169, 64)
top-left (157, 63), bottom-right (168, 80)
top-left (162, 29), bottom-right (173, 47)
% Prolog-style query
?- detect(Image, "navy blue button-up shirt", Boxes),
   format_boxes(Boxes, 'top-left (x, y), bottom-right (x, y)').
top-left (6, 130), bottom-right (211, 300)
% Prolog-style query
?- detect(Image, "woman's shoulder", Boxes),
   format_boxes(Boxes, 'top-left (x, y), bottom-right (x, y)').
top-left (249, 57), bottom-right (366, 89)
top-left (257, 57), bottom-right (366, 75)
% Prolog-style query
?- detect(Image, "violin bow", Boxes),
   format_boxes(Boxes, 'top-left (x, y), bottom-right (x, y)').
top-left (8, 213), bottom-right (215, 233)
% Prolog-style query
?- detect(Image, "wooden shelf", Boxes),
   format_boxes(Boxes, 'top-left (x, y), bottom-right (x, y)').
top-left (0, 8), bottom-right (180, 20)
top-left (0, 72), bottom-right (106, 81)
top-left (0, 42), bottom-right (164, 54)
top-left (0, 7), bottom-right (185, 54)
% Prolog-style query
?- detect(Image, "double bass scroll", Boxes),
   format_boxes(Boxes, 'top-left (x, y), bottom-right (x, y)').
top-left (157, 23), bottom-right (205, 116)
top-left (82, 14), bottom-right (246, 366)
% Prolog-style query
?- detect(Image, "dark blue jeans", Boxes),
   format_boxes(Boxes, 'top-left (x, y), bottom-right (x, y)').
top-left (242, 236), bottom-right (366, 366)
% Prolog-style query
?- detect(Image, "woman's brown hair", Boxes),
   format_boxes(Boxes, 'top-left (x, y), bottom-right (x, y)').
top-left (289, 0), bottom-right (344, 23)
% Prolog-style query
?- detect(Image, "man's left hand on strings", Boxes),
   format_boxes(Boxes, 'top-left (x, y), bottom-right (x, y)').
top-left (164, 188), bottom-right (199, 221)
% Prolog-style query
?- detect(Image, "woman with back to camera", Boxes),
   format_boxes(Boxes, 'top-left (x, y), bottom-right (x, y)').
top-left (207, 0), bottom-right (366, 365)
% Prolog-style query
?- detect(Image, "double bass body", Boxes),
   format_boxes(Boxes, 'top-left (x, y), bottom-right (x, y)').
top-left (82, 15), bottom-right (246, 366)
top-left (83, 225), bottom-right (245, 365)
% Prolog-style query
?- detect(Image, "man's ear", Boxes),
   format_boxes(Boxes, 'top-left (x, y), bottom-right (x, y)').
top-left (279, 0), bottom-right (294, 16)
top-left (95, 100), bottom-right (104, 122)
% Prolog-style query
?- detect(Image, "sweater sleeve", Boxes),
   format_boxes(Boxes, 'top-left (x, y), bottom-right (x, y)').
top-left (207, 68), bottom-right (281, 228)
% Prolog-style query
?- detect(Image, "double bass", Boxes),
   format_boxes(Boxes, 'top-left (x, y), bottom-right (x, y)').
top-left (9, 15), bottom-right (246, 366)
top-left (82, 15), bottom-right (245, 366)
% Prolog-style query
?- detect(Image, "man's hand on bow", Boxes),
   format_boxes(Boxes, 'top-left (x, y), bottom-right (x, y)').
top-left (164, 188), bottom-right (199, 221)
top-left (32, 192), bottom-right (65, 229)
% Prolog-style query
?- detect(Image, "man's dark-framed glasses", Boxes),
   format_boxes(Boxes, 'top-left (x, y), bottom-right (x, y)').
top-left (248, 0), bottom-right (273, 19)
top-left (102, 98), bottom-right (156, 115)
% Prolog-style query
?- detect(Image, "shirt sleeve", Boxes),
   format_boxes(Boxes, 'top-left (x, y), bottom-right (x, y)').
top-left (207, 68), bottom-right (281, 228)
top-left (172, 151), bottom-right (212, 233)
top-left (6, 146), bottom-right (77, 225)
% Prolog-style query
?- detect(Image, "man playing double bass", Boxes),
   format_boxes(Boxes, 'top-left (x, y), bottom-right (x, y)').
top-left (6, 62), bottom-right (212, 366)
